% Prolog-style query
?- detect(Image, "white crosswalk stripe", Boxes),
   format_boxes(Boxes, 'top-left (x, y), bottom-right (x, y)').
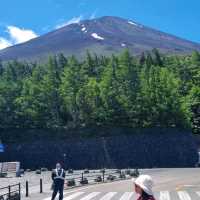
top-left (159, 191), bottom-right (170, 200)
top-left (99, 192), bottom-right (117, 200)
top-left (63, 192), bottom-right (85, 200)
top-left (177, 191), bottom-right (191, 200)
top-left (80, 192), bottom-right (101, 200)
top-left (119, 192), bottom-right (134, 200)
top-left (42, 190), bottom-right (200, 200)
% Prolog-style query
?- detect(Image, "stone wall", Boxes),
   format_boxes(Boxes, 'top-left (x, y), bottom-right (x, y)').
top-left (0, 128), bottom-right (198, 169)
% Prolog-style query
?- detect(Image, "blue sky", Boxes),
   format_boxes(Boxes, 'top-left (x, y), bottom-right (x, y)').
top-left (0, 0), bottom-right (199, 49)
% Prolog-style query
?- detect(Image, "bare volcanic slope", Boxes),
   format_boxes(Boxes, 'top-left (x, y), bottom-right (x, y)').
top-left (0, 16), bottom-right (200, 61)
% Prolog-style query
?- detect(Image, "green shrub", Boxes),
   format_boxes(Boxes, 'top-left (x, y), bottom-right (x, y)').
top-left (84, 169), bottom-right (89, 174)
top-left (0, 172), bottom-right (7, 178)
top-left (35, 169), bottom-right (41, 174)
top-left (80, 178), bottom-right (88, 185)
top-left (7, 193), bottom-right (20, 200)
top-left (107, 175), bottom-right (116, 181)
top-left (100, 169), bottom-right (106, 173)
top-left (125, 169), bottom-right (131, 175)
top-left (95, 176), bottom-right (102, 182)
top-left (119, 172), bottom-right (126, 179)
top-left (67, 179), bottom-right (75, 186)
top-left (41, 168), bottom-right (48, 172)
top-left (68, 169), bottom-right (73, 174)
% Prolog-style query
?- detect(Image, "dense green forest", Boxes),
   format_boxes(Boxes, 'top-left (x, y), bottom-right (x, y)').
top-left (0, 49), bottom-right (199, 133)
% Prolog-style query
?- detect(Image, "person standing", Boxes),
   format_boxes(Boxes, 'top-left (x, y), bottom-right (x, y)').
top-left (51, 163), bottom-right (65, 200)
top-left (132, 175), bottom-right (156, 200)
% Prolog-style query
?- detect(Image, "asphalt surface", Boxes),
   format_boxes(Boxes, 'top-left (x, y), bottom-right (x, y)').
top-left (2, 168), bottom-right (200, 199)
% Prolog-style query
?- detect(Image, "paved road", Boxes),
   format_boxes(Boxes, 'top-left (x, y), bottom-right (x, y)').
top-left (23, 168), bottom-right (200, 200)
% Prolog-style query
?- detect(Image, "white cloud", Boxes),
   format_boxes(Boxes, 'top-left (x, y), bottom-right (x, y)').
top-left (0, 26), bottom-right (38, 50)
top-left (0, 38), bottom-right (12, 50)
top-left (56, 16), bottom-right (83, 29)
top-left (7, 26), bottom-right (38, 44)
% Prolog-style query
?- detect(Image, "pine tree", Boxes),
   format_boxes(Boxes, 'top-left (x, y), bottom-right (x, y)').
top-left (0, 60), bottom-right (3, 76)
top-left (57, 53), bottom-right (68, 71)
top-left (152, 48), bottom-right (163, 66)
top-left (145, 53), bottom-right (154, 68)
top-left (60, 56), bottom-right (82, 127)
top-left (139, 52), bottom-right (146, 65)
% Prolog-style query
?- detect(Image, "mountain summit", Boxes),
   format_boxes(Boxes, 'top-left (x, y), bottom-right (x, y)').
top-left (0, 16), bottom-right (200, 61)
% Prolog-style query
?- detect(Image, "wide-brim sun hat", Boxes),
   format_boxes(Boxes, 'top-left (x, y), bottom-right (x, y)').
top-left (132, 175), bottom-right (154, 195)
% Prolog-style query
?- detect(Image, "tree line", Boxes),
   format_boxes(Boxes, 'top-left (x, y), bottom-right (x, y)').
top-left (0, 49), bottom-right (199, 133)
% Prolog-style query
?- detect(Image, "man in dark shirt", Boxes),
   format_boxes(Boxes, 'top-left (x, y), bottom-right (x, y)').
top-left (51, 163), bottom-right (65, 200)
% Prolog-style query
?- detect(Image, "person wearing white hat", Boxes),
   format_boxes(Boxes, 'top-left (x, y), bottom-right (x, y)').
top-left (132, 175), bottom-right (156, 200)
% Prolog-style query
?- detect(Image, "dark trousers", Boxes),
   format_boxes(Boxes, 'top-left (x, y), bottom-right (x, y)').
top-left (51, 184), bottom-right (64, 200)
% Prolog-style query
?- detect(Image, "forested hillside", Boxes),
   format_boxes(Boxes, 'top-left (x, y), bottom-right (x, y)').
top-left (0, 49), bottom-right (199, 134)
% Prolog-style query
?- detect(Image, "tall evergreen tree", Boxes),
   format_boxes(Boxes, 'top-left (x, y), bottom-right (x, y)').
top-left (152, 48), bottom-right (163, 66)
top-left (60, 56), bottom-right (82, 127)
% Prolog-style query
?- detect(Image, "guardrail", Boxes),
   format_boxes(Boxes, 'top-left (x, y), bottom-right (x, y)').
top-left (64, 169), bottom-right (132, 187)
top-left (24, 169), bottom-right (139, 197)
top-left (24, 169), bottom-right (123, 197)
top-left (0, 183), bottom-right (21, 200)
